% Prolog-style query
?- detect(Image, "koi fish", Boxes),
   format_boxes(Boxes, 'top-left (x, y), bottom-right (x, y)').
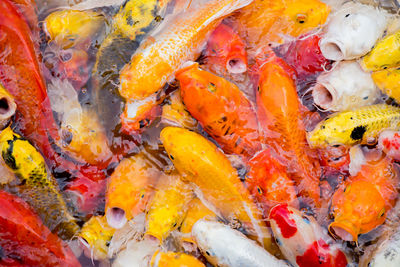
top-left (145, 171), bottom-right (194, 242)
top-left (329, 157), bottom-right (399, 241)
top-left (362, 29), bottom-right (400, 72)
top-left (44, 9), bottom-right (106, 49)
top-left (245, 149), bottom-right (299, 218)
top-left (176, 62), bottom-right (261, 158)
top-left (320, 2), bottom-right (388, 61)
top-left (151, 251), bottom-right (205, 267)
top-left (179, 197), bottom-right (217, 249)
top-left (379, 130), bottom-right (400, 161)
top-left (311, 61), bottom-right (379, 111)
top-left (0, 83), bottom-right (17, 130)
top-left (278, 34), bottom-right (332, 78)
top-left (203, 23), bottom-right (248, 74)
top-left (79, 215), bottom-right (116, 260)
top-left (307, 104), bottom-right (400, 148)
top-left (269, 204), bottom-right (348, 267)
top-left (160, 126), bottom-right (279, 255)
top-left (371, 67), bottom-right (400, 103)
top-left (0, 190), bottom-right (80, 266)
top-left (192, 220), bottom-right (289, 267)
top-left (92, 0), bottom-right (171, 151)
top-left (0, 126), bottom-right (79, 240)
top-left (119, 0), bottom-right (254, 130)
top-left (161, 90), bottom-right (198, 130)
top-left (255, 47), bottom-right (321, 209)
top-left (106, 152), bottom-right (160, 229)
top-left (0, 0), bottom-right (61, 163)
top-left (235, 0), bottom-right (330, 47)
top-left (47, 79), bottom-right (112, 166)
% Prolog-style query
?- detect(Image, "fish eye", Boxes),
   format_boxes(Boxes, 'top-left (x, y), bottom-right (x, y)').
top-left (296, 14), bottom-right (307, 24)
top-left (379, 208), bottom-right (385, 218)
top-left (257, 186), bottom-right (263, 195)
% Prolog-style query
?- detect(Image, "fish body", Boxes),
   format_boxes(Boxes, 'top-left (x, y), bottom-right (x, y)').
top-left (145, 172), bottom-right (194, 242)
top-left (192, 220), bottom-right (289, 267)
top-left (119, 0), bottom-right (254, 101)
top-left (179, 198), bottom-right (217, 247)
top-left (311, 61), bottom-right (379, 111)
top-left (0, 0), bottom-right (60, 163)
top-left (235, 0), bottom-right (330, 47)
top-left (176, 63), bottom-right (261, 158)
top-left (308, 104), bottom-right (400, 148)
top-left (245, 149), bottom-right (299, 218)
top-left (372, 67), bottom-right (400, 103)
top-left (204, 23), bottom-right (247, 74)
top-left (269, 204), bottom-right (348, 267)
top-left (256, 47), bottom-right (321, 208)
top-left (161, 90), bottom-right (198, 130)
top-left (151, 251), bottom-right (205, 267)
top-left (160, 126), bottom-right (279, 255)
top-left (79, 215), bottom-right (116, 260)
top-left (362, 29), bottom-right (400, 71)
top-left (329, 158), bottom-right (399, 241)
top-left (0, 126), bottom-right (79, 240)
top-left (44, 9), bottom-right (105, 48)
top-left (106, 153), bottom-right (160, 229)
top-left (0, 190), bottom-right (80, 266)
top-left (320, 2), bottom-right (388, 61)
top-left (379, 130), bottom-right (400, 161)
top-left (279, 34), bottom-right (331, 78)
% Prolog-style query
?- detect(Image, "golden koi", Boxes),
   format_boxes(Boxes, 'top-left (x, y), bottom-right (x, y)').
top-left (145, 171), bottom-right (194, 242)
top-left (160, 126), bottom-right (279, 255)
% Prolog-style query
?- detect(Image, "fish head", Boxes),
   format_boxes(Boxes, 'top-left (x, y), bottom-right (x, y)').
top-left (330, 180), bottom-right (387, 242)
top-left (120, 97), bottom-right (161, 135)
top-left (60, 110), bottom-right (112, 166)
top-left (205, 23), bottom-right (248, 74)
top-left (307, 114), bottom-right (356, 148)
top-left (78, 216), bottom-right (115, 260)
top-left (246, 150), bottom-right (299, 215)
top-left (281, 0), bottom-right (330, 37)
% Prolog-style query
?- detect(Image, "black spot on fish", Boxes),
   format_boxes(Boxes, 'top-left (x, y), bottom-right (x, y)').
top-left (345, 13), bottom-right (350, 17)
top-left (169, 155), bottom-right (174, 160)
top-left (3, 140), bottom-right (17, 170)
top-left (350, 125), bottom-right (367, 140)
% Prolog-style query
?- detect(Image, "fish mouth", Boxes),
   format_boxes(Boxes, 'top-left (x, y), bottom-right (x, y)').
top-left (312, 82), bottom-right (335, 111)
top-left (106, 207), bottom-right (127, 229)
top-left (320, 38), bottom-right (345, 61)
top-left (329, 221), bottom-right (359, 242)
top-left (226, 58), bottom-right (247, 74)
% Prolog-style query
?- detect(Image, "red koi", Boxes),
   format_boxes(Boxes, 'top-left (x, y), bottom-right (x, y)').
top-left (203, 23), bottom-right (248, 75)
top-left (0, 190), bottom-right (80, 266)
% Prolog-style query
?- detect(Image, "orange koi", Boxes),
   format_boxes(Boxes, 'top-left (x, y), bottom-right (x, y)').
top-left (106, 152), bottom-right (160, 229)
top-left (255, 47), bottom-right (321, 209)
top-left (176, 62), bottom-right (261, 158)
top-left (118, 0), bottom-right (254, 130)
top-left (235, 0), bottom-right (330, 47)
top-left (245, 149), bottom-right (299, 218)
top-left (203, 23), bottom-right (248, 74)
top-left (330, 157), bottom-right (399, 242)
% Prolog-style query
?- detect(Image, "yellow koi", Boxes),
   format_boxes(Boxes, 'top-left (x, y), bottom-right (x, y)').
top-left (160, 126), bottom-right (279, 255)
top-left (145, 171), bottom-right (194, 242)
top-left (372, 67), bottom-right (400, 103)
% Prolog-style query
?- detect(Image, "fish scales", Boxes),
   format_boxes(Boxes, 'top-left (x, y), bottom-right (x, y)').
top-left (308, 104), bottom-right (400, 147)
